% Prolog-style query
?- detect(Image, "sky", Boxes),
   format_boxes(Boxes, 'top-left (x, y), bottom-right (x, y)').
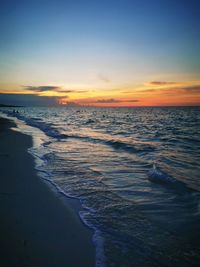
top-left (0, 0), bottom-right (200, 106)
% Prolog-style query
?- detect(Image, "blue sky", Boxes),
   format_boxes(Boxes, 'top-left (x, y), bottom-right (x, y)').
top-left (0, 0), bottom-right (200, 106)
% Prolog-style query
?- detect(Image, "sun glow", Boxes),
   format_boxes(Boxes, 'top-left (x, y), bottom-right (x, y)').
top-left (52, 80), bottom-right (200, 107)
top-left (1, 79), bottom-right (200, 107)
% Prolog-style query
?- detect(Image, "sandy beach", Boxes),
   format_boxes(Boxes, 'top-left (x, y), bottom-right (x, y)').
top-left (0, 117), bottom-right (95, 267)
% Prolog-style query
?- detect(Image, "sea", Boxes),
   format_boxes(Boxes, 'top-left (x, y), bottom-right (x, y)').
top-left (1, 106), bottom-right (200, 267)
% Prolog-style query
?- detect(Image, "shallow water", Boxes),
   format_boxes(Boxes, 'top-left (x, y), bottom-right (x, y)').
top-left (1, 106), bottom-right (200, 266)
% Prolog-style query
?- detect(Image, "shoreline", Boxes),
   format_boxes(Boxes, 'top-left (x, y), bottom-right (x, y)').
top-left (0, 117), bottom-right (95, 266)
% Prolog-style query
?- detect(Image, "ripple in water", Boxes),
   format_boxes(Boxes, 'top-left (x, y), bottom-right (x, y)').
top-left (1, 106), bottom-right (200, 267)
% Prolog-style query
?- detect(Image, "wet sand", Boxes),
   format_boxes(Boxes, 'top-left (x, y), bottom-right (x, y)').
top-left (0, 117), bottom-right (95, 267)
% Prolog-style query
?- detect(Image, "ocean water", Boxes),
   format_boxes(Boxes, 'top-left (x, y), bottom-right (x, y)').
top-left (1, 106), bottom-right (200, 266)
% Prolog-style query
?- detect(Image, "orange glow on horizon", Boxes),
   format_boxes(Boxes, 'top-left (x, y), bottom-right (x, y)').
top-left (57, 80), bottom-right (200, 106)
top-left (1, 80), bottom-right (200, 107)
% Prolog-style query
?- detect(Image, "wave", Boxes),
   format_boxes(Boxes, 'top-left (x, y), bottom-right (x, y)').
top-left (148, 164), bottom-right (176, 184)
top-left (29, 137), bottom-right (106, 267)
top-left (56, 133), bottom-right (155, 154)
top-left (3, 110), bottom-right (61, 138)
top-left (3, 107), bottom-right (200, 267)
top-left (147, 164), bottom-right (197, 193)
top-left (2, 110), bottom-right (155, 155)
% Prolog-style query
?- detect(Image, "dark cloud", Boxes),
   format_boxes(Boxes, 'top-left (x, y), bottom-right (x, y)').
top-left (24, 86), bottom-right (61, 92)
top-left (60, 90), bottom-right (88, 93)
top-left (0, 93), bottom-right (61, 106)
top-left (56, 89), bottom-right (75, 93)
top-left (23, 85), bottom-right (88, 94)
top-left (94, 98), bottom-right (139, 103)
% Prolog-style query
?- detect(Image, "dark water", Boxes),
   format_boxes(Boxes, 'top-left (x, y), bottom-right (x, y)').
top-left (1, 106), bottom-right (200, 266)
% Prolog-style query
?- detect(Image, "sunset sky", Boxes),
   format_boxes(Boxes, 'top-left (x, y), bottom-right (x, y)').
top-left (0, 0), bottom-right (200, 106)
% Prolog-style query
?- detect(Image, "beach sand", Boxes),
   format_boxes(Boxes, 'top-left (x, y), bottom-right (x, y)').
top-left (0, 117), bottom-right (95, 267)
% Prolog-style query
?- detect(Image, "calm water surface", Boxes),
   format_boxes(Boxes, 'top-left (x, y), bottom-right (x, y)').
top-left (1, 106), bottom-right (200, 267)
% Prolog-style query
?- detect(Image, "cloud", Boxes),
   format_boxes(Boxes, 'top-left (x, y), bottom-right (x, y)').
top-left (98, 74), bottom-right (110, 83)
top-left (0, 93), bottom-right (61, 106)
top-left (63, 101), bottom-right (80, 107)
top-left (140, 89), bottom-right (156, 93)
top-left (94, 98), bottom-right (139, 103)
top-left (60, 90), bottom-right (88, 93)
top-left (123, 84), bottom-right (200, 95)
top-left (24, 86), bottom-right (61, 92)
top-left (140, 85), bottom-right (200, 95)
top-left (23, 85), bottom-right (88, 94)
top-left (95, 98), bottom-right (121, 103)
top-left (155, 85), bottom-right (200, 94)
top-left (122, 88), bottom-right (156, 94)
top-left (147, 81), bottom-right (178, 86)
top-left (181, 85), bottom-right (200, 93)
